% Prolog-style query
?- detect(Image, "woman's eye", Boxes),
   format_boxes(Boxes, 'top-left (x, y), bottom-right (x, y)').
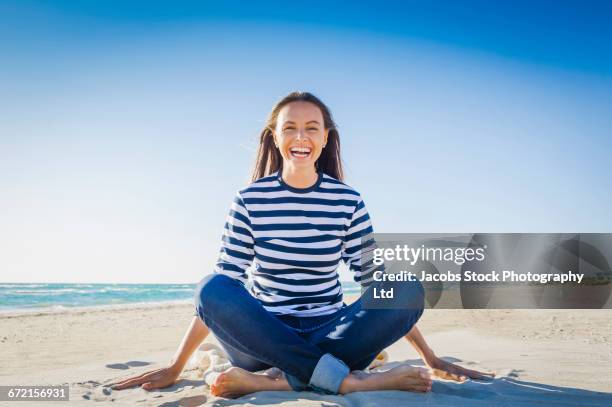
top-left (307, 128), bottom-right (318, 131)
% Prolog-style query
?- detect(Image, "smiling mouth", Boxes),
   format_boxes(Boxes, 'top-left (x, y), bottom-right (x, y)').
top-left (290, 147), bottom-right (312, 158)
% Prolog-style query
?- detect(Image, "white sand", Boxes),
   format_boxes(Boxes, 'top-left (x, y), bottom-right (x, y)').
top-left (1, 302), bottom-right (611, 406)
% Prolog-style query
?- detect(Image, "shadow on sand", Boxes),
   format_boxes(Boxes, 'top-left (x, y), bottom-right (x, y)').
top-left (205, 377), bottom-right (611, 407)
top-left (205, 358), bottom-right (611, 407)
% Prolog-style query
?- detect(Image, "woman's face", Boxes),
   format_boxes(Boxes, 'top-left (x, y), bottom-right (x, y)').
top-left (273, 101), bottom-right (329, 172)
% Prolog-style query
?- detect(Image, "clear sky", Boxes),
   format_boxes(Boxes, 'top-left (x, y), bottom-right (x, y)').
top-left (1, 1), bottom-right (611, 283)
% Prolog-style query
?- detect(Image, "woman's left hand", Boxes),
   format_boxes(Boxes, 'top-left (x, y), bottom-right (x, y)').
top-left (424, 354), bottom-right (495, 382)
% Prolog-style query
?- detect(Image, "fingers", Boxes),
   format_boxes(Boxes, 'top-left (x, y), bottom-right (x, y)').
top-left (431, 368), bottom-right (466, 383)
top-left (112, 367), bottom-right (164, 385)
top-left (465, 370), bottom-right (485, 380)
top-left (110, 369), bottom-right (164, 390)
top-left (111, 377), bottom-right (146, 390)
top-left (449, 367), bottom-right (474, 381)
top-left (141, 382), bottom-right (154, 390)
top-left (447, 373), bottom-right (466, 382)
top-left (460, 367), bottom-right (496, 380)
top-left (428, 361), bottom-right (496, 385)
top-left (436, 360), bottom-right (495, 381)
top-left (141, 378), bottom-right (175, 391)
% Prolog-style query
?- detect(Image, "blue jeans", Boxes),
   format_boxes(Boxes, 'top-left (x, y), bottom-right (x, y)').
top-left (194, 274), bottom-right (425, 395)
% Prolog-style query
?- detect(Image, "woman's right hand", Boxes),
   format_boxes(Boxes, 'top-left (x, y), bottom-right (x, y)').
top-left (110, 317), bottom-right (209, 391)
top-left (110, 364), bottom-right (181, 391)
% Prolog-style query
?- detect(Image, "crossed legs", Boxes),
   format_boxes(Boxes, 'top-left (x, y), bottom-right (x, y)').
top-left (194, 273), bottom-right (429, 398)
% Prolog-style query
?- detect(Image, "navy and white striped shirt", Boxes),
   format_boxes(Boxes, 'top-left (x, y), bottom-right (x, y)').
top-left (214, 170), bottom-right (380, 317)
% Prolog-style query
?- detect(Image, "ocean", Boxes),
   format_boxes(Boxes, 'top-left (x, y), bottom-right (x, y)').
top-left (0, 281), bottom-right (362, 314)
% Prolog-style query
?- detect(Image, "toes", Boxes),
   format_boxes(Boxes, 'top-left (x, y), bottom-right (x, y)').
top-left (214, 372), bottom-right (227, 386)
top-left (416, 381), bottom-right (432, 392)
top-left (210, 376), bottom-right (227, 397)
top-left (415, 368), bottom-right (433, 390)
top-left (412, 368), bottom-right (432, 385)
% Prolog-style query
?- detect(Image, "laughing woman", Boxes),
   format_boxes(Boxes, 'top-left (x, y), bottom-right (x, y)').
top-left (111, 92), bottom-right (493, 397)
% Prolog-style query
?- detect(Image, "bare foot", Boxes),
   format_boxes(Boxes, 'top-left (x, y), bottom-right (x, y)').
top-left (210, 367), bottom-right (291, 398)
top-left (340, 365), bottom-right (433, 394)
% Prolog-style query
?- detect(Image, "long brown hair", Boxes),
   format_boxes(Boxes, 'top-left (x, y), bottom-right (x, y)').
top-left (250, 92), bottom-right (344, 183)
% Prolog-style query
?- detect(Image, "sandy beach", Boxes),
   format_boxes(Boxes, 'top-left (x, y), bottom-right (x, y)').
top-left (1, 300), bottom-right (611, 406)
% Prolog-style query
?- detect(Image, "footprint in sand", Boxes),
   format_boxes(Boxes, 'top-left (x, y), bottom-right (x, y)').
top-left (81, 386), bottom-right (112, 402)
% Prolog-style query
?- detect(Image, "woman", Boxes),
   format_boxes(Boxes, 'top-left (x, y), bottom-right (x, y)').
top-left (112, 92), bottom-right (493, 398)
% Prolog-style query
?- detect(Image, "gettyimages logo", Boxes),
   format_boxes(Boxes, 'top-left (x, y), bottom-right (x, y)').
top-left (360, 234), bottom-right (612, 309)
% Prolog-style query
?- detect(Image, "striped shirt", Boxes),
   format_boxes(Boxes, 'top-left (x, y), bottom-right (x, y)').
top-left (213, 170), bottom-right (380, 317)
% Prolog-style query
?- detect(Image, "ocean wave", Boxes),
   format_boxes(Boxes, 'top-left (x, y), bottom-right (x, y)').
top-left (0, 299), bottom-right (193, 317)
top-left (4, 287), bottom-right (176, 295)
top-left (0, 283), bottom-right (47, 288)
top-left (9, 289), bottom-right (79, 295)
top-left (159, 288), bottom-right (194, 292)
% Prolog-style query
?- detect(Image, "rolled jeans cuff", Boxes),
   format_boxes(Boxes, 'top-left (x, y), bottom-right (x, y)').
top-left (283, 353), bottom-right (350, 394)
top-left (309, 353), bottom-right (350, 394)
top-left (284, 372), bottom-right (310, 392)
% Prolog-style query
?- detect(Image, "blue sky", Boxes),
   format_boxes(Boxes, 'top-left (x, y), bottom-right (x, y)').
top-left (1, 1), bottom-right (611, 283)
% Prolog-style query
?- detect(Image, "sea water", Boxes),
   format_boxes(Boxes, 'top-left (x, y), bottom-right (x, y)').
top-left (0, 280), bottom-right (362, 314)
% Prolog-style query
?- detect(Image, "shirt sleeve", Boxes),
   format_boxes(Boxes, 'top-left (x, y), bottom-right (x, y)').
top-left (342, 196), bottom-right (384, 287)
top-left (213, 191), bottom-right (255, 285)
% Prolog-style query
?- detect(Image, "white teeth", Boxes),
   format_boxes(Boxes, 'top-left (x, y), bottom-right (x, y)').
top-left (290, 147), bottom-right (311, 153)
